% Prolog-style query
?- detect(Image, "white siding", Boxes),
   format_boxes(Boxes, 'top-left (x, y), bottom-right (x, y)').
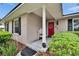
top-left (12, 13), bottom-right (42, 45)
top-left (27, 13), bottom-right (42, 43)
top-left (55, 19), bottom-right (68, 33)
top-left (12, 14), bottom-right (27, 45)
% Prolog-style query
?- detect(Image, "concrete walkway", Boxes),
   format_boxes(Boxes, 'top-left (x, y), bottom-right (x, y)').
top-left (26, 38), bottom-right (51, 51)
top-left (17, 38), bottom-right (51, 56)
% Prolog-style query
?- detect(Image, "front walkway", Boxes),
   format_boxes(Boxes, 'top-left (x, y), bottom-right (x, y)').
top-left (26, 38), bottom-right (51, 52)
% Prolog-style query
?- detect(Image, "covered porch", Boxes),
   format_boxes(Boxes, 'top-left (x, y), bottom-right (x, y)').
top-left (26, 5), bottom-right (54, 52)
top-left (17, 5), bottom-right (54, 56)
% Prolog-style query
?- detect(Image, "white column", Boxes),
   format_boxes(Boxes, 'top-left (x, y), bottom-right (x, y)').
top-left (42, 5), bottom-right (47, 52)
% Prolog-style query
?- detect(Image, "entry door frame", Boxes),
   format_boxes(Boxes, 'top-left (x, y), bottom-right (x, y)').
top-left (47, 19), bottom-right (54, 37)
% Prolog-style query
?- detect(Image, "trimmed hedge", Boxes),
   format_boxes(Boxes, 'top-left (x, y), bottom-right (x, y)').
top-left (0, 31), bottom-right (12, 44)
top-left (48, 32), bottom-right (79, 56)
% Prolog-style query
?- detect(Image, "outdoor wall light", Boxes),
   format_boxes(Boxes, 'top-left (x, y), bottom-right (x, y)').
top-left (42, 42), bottom-right (46, 48)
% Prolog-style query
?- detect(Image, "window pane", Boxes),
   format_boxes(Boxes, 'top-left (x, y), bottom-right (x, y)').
top-left (15, 17), bottom-right (21, 35)
top-left (74, 19), bottom-right (79, 31)
top-left (5, 23), bottom-right (9, 31)
top-left (68, 19), bottom-right (72, 31)
top-left (12, 20), bottom-right (14, 33)
top-left (18, 17), bottom-right (21, 35)
top-left (15, 20), bottom-right (19, 27)
top-left (15, 20), bottom-right (19, 33)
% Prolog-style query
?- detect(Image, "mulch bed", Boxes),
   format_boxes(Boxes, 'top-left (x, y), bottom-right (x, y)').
top-left (36, 51), bottom-right (54, 56)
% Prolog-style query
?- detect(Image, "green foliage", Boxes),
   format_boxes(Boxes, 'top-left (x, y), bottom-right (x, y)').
top-left (0, 43), bottom-right (17, 56)
top-left (48, 32), bottom-right (79, 56)
top-left (0, 31), bottom-right (17, 56)
top-left (72, 31), bottom-right (79, 37)
top-left (0, 28), bottom-right (3, 31)
top-left (0, 31), bottom-right (12, 44)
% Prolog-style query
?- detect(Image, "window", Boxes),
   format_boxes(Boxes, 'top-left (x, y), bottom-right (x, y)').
top-left (68, 19), bottom-right (72, 31)
top-left (15, 17), bottom-right (21, 35)
top-left (5, 22), bottom-right (9, 31)
top-left (18, 17), bottom-right (21, 35)
top-left (12, 20), bottom-right (14, 33)
top-left (68, 18), bottom-right (79, 31)
top-left (74, 19), bottom-right (79, 31)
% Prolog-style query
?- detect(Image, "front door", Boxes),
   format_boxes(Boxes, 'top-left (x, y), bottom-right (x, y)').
top-left (48, 22), bottom-right (54, 37)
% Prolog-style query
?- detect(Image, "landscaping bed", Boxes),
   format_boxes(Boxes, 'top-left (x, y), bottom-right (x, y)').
top-left (9, 40), bottom-right (26, 56)
top-left (1, 31), bottom-right (79, 56)
top-left (36, 31), bottom-right (79, 56)
top-left (0, 31), bottom-right (26, 56)
top-left (35, 51), bottom-right (53, 56)
top-left (0, 39), bottom-right (26, 56)
top-left (48, 32), bottom-right (79, 56)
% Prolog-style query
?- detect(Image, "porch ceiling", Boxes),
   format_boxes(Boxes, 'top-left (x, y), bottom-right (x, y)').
top-left (32, 3), bottom-right (63, 20)
top-left (33, 8), bottom-right (52, 19)
top-left (46, 3), bottom-right (62, 19)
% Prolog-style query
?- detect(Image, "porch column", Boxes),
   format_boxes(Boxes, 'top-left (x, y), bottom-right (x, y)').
top-left (42, 5), bottom-right (47, 52)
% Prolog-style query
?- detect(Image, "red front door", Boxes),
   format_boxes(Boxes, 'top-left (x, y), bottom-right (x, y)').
top-left (48, 22), bottom-right (54, 37)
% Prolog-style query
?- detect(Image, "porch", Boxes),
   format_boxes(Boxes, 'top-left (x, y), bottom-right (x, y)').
top-left (27, 37), bottom-right (51, 52)
top-left (25, 5), bottom-right (55, 52)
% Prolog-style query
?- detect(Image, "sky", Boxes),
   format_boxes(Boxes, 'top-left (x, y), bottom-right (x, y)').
top-left (0, 3), bottom-right (19, 19)
top-left (62, 3), bottom-right (79, 15)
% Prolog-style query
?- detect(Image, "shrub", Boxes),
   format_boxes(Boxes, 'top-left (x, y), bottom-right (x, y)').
top-left (72, 31), bottom-right (79, 37)
top-left (0, 31), bottom-right (17, 56)
top-left (0, 31), bottom-right (12, 44)
top-left (0, 43), bottom-right (17, 56)
top-left (0, 28), bottom-right (3, 31)
top-left (48, 32), bottom-right (79, 56)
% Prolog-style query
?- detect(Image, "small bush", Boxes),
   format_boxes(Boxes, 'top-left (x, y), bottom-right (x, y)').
top-left (72, 31), bottom-right (79, 37)
top-left (48, 32), bottom-right (79, 56)
top-left (0, 31), bottom-right (12, 44)
top-left (0, 43), bottom-right (17, 56)
top-left (0, 31), bottom-right (17, 56)
top-left (0, 28), bottom-right (3, 31)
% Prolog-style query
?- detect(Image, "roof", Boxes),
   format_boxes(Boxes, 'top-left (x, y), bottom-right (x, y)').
top-left (1, 3), bottom-right (63, 22)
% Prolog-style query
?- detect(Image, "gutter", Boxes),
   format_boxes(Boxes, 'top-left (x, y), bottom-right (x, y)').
top-left (1, 3), bottom-right (24, 22)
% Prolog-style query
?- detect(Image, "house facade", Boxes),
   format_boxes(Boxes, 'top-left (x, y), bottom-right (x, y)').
top-left (1, 3), bottom-right (79, 49)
